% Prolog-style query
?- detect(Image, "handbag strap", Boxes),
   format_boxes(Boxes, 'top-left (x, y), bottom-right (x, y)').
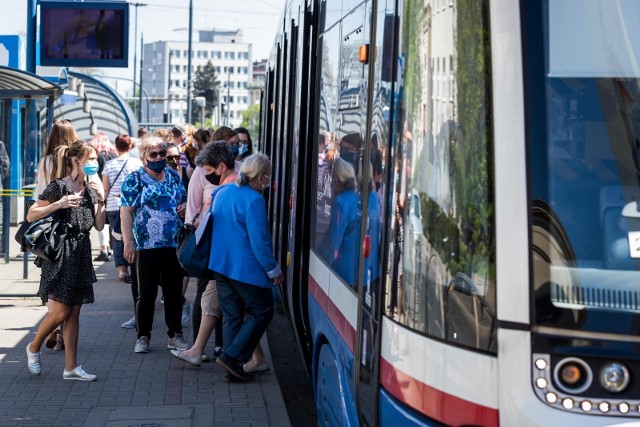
top-left (105, 158), bottom-right (130, 200)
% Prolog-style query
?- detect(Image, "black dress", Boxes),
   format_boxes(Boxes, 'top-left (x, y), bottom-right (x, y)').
top-left (37, 179), bottom-right (97, 306)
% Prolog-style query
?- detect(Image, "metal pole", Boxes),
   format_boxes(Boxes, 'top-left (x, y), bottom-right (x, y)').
top-left (166, 49), bottom-right (172, 123)
top-left (138, 33), bottom-right (144, 123)
top-left (26, 0), bottom-right (37, 72)
top-left (131, 3), bottom-right (147, 105)
top-left (186, 0), bottom-right (193, 124)
top-left (226, 68), bottom-right (230, 125)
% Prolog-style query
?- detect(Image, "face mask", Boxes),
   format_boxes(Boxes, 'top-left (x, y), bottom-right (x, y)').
top-left (147, 159), bottom-right (167, 173)
top-left (230, 145), bottom-right (240, 158)
top-left (341, 151), bottom-right (357, 165)
top-left (261, 175), bottom-right (271, 190)
top-left (239, 144), bottom-right (249, 156)
top-left (82, 160), bottom-right (99, 176)
top-left (205, 171), bottom-right (221, 186)
top-left (167, 159), bottom-right (179, 170)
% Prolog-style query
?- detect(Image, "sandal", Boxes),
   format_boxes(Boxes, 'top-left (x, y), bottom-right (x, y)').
top-left (53, 331), bottom-right (65, 351)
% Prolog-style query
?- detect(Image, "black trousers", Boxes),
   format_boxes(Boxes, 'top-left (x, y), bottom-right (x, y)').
top-left (192, 277), bottom-right (223, 348)
top-left (136, 247), bottom-right (183, 339)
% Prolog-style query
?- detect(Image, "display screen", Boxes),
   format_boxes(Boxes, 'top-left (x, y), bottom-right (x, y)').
top-left (39, 1), bottom-right (129, 67)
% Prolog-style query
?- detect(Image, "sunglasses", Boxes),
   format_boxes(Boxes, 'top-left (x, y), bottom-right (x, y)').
top-left (166, 155), bottom-right (180, 161)
top-left (148, 150), bottom-right (167, 159)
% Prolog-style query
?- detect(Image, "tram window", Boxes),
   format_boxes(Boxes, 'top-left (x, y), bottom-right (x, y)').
top-left (525, 0), bottom-right (640, 335)
top-left (386, 0), bottom-right (496, 353)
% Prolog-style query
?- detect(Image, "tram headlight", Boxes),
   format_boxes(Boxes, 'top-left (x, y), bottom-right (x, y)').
top-left (553, 357), bottom-right (592, 394)
top-left (580, 401), bottom-right (592, 412)
top-left (599, 402), bottom-right (610, 413)
top-left (562, 398), bottom-right (574, 409)
top-left (535, 377), bottom-right (547, 389)
top-left (545, 392), bottom-right (558, 404)
top-left (535, 358), bottom-right (547, 370)
top-left (599, 362), bottom-right (630, 394)
top-left (618, 402), bottom-right (630, 414)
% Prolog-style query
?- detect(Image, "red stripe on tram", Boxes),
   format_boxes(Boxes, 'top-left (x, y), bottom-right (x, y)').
top-left (379, 358), bottom-right (499, 427)
top-left (308, 274), bottom-right (356, 353)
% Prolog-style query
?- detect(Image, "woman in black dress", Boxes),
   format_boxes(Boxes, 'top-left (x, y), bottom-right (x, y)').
top-left (25, 140), bottom-right (106, 381)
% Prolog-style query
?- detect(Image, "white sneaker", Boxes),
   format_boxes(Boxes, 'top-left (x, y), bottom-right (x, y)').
top-left (121, 316), bottom-right (136, 329)
top-left (167, 333), bottom-right (189, 350)
top-left (181, 302), bottom-right (192, 326)
top-left (63, 365), bottom-right (97, 381)
top-left (26, 343), bottom-right (41, 376)
top-left (134, 336), bottom-right (149, 353)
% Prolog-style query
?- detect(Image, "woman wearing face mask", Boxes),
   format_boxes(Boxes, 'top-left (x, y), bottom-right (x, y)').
top-left (172, 141), bottom-right (236, 366)
top-left (25, 140), bottom-right (106, 381)
top-left (120, 136), bottom-right (189, 354)
top-left (234, 127), bottom-right (253, 162)
top-left (206, 153), bottom-right (283, 381)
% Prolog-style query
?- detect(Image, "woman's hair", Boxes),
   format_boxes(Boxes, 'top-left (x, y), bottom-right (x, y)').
top-left (44, 119), bottom-right (78, 182)
top-left (234, 127), bottom-right (253, 159)
top-left (138, 136), bottom-right (167, 160)
top-left (138, 126), bottom-right (148, 138)
top-left (195, 141), bottom-right (235, 169)
top-left (152, 128), bottom-right (174, 143)
top-left (184, 128), bottom-right (209, 165)
top-left (332, 157), bottom-right (356, 190)
top-left (114, 134), bottom-right (132, 153)
top-left (89, 132), bottom-right (116, 154)
top-left (237, 153), bottom-right (271, 186)
top-left (212, 126), bottom-right (237, 142)
top-left (53, 139), bottom-right (96, 179)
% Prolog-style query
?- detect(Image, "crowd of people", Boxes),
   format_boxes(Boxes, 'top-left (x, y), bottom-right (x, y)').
top-left (25, 121), bottom-right (279, 383)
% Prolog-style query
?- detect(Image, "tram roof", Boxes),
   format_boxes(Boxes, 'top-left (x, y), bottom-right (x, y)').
top-left (0, 66), bottom-right (61, 99)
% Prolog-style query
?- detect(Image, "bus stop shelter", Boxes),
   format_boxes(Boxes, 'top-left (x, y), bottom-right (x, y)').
top-left (0, 65), bottom-right (61, 263)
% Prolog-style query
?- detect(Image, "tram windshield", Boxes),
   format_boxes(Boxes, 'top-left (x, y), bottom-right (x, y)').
top-left (527, 0), bottom-right (640, 335)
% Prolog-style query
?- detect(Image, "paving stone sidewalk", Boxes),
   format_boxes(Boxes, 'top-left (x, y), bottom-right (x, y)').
top-left (0, 230), bottom-right (290, 427)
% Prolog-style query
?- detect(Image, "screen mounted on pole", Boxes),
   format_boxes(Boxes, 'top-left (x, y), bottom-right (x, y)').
top-left (39, 1), bottom-right (129, 68)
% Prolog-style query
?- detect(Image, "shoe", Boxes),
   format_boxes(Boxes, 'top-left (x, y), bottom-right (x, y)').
top-left (244, 360), bottom-right (271, 374)
top-left (181, 302), bottom-right (192, 326)
top-left (223, 373), bottom-right (239, 383)
top-left (160, 296), bottom-right (164, 304)
top-left (167, 333), bottom-right (189, 351)
top-left (216, 353), bottom-right (255, 381)
top-left (201, 353), bottom-right (211, 363)
top-left (26, 343), bottom-right (41, 376)
top-left (63, 365), bottom-right (97, 382)
top-left (94, 252), bottom-right (109, 262)
top-left (45, 330), bottom-right (59, 349)
top-left (134, 336), bottom-right (149, 353)
top-left (213, 346), bottom-right (223, 360)
top-left (121, 316), bottom-right (136, 329)
top-left (124, 274), bottom-right (132, 284)
top-left (170, 349), bottom-right (201, 367)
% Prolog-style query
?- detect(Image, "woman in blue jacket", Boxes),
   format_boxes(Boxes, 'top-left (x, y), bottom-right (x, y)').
top-left (210, 153), bottom-right (284, 381)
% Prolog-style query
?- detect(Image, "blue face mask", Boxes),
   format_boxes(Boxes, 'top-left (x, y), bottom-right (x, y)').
top-left (147, 159), bottom-right (167, 173)
top-left (230, 145), bottom-right (240, 158)
top-left (82, 160), bottom-right (99, 176)
top-left (239, 144), bottom-right (249, 156)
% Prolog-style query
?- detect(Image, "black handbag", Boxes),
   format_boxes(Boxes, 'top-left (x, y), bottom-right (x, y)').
top-left (176, 186), bottom-right (221, 279)
top-left (14, 213), bottom-right (68, 263)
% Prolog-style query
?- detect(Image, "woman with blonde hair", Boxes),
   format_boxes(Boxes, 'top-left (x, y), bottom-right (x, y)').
top-left (26, 140), bottom-right (106, 381)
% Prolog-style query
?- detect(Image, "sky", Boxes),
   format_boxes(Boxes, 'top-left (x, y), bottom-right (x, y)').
top-left (1, 0), bottom-right (285, 94)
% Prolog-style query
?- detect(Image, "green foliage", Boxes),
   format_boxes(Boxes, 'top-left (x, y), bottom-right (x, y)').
top-left (240, 103), bottom-right (261, 138)
top-left (191, 60), bottom-right (220, 123)
top-left (402, 0), bottom-right (423, 120)
top-left (453, 0), bottom-right (495, 268)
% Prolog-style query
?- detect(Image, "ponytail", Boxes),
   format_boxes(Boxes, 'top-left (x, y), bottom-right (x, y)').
top-left (52, 145), bottom-right (71, 179)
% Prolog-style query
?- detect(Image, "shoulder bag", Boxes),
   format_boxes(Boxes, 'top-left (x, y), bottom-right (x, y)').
top-left (14, 212), bottom-right (68, 263)
top-left (176, 186), bottom-right (222, 279)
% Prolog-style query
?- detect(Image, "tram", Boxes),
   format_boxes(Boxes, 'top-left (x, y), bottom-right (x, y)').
top-left (258, 0), bottom-right (640, 425)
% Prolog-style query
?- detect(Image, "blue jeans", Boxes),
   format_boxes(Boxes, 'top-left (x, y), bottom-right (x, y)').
top-left (214, 272), bottom-right (274, 363)
top-left (107, 210), bottom-right (126, 267)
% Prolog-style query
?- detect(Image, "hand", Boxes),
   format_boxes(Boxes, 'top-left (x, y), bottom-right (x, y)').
top-left (58, 194), bottom-right (83, 209)
top-left (87, 180), bottom-right (105, 201)
top-left (273, 272), bottom-right (284, 286)
top-left (177, 203), bottom-right (186, 218)
top-left (124, 241), bottom-right (136, 264)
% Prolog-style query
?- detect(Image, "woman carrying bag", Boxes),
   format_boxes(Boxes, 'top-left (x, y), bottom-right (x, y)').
top-left (25, 140), bottom-right (106, 381)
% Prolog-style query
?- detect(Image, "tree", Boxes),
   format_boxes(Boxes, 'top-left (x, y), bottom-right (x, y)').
top-left (240, 103), bottom-right (261, 138)
top-left (192, 60), bottom-right (220, 123)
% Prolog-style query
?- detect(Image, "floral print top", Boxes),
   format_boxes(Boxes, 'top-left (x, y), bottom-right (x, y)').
top-left (120, 167), bottom-right (187, 250)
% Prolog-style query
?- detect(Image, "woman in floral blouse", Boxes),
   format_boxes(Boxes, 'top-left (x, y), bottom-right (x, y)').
top-left (120, 136), bottom-right (189, 354)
